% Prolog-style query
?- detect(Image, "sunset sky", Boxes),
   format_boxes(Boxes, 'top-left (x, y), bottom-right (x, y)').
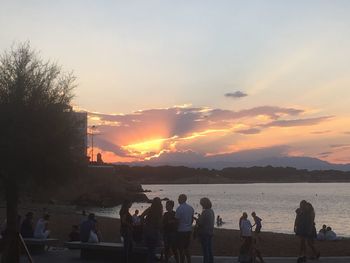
top-left (1, 1), bottom-right (350, 164)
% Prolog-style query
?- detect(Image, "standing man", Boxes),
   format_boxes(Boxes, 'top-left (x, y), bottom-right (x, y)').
top-left (175, 194), bottom-right (194, 263)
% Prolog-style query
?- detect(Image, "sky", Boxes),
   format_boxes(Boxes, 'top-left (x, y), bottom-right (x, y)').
top-left (1, 0), bottom-right (350, 164)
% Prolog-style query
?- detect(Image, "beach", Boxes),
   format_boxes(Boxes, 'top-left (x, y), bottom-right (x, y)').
top-left (2, 206), bottom-right (350, 257)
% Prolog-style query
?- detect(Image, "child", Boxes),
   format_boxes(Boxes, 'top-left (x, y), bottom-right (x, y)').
top-left (251, 212), bottom-right (262, 233)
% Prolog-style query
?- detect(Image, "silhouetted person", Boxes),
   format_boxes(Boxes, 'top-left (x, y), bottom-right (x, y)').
top-left (96, 152), bottom-right (104, 164)
top-left (175, 194), bottom-right (194, 263)
top-left (69, 225), bottom-right (80, 241)
top-left (163, 200), bottom-right (179, 263)
top-left (80, 213), bottom-right (96, 242)
top-left (251, 212), bottom-right (262, 234)
top-left (294, 200), bottom-right (320, 262)
top-left (142, 197), bottom-right (163, 263)
top-left (120, 200), bottom-right (133, 263)
top-left (20, 212), bottom-right (34, 238)
top-left (34, 214), bottom-right (50, 239)
top-left (198, 198), bottom-right (214, 263)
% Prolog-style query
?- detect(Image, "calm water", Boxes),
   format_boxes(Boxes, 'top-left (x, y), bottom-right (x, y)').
top-left (92, 183), bottom-right (350, 237)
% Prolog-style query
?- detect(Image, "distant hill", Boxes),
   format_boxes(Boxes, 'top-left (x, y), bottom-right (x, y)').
top-left (113, 165), bottom-right (350, 184)
top-left (119, 150), bottom-right (350, 171)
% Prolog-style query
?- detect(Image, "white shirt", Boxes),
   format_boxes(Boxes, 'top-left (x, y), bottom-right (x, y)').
top-left (240, 219), bottom-right (252, 237)
top-left (34, 218), bottom-right (49, 239)
top-left (325, 230), bottom-right (337, 241)
top-left (175, 202), bottom-right (194, 232)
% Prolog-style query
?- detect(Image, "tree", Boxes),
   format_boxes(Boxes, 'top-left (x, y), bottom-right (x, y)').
top-left (0, 43), bottom-right (82, 262)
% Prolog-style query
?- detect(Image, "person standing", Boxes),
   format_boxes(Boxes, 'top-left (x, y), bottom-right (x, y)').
top-left (142, 197), bottom-right (163, 263)
top-left (239, 212), bottom-right (252, 261)
top-left (198, 198), bottom-right (214, 263)
top-left (120, 200), bottom-right (133, 263)
top-left (175, 194), bottom-right (194, 263)
top-left (163, 200), bottom-right (179, 263)
top-left (294, 200), bottom-right (320, 263)
top-left (251, 212), bottom-right (262, 234)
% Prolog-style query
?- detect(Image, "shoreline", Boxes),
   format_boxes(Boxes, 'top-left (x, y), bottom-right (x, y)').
top-left (1, 207), bottom-right (350, 256)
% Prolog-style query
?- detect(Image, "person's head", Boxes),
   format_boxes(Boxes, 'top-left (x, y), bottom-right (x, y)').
top-left (200, 197), bottom-right (212, 210)
top-left (26, 212), bottom-right (33, 220)
top-left (178, 194), bottom-right (187, 204)
top-left (135, 210), bottom-right (139, 215)
top-left (72, 225), bottom-right (79, 231)
top-left (326, 226), bottom-right (332, 231)
top-left (120, 200), bottom-right (132, 215)
top-left (251, 212), bottom-right (256, 217)
top-left (88, 213), bottom-right (95, 221)
top-left (300, 200), bottom-right (307, 209)
top-left (166, 200), bottom-right (175, 212)
top-left (242, 212), bottom-right (248, 219)
top-left (43, 214), bottom-right (50, 221)
top-left (322, 224), bottom-right (327, 230)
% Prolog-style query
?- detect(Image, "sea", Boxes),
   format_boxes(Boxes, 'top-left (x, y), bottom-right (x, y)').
top-left (91, 183), bottom-right (350, 237)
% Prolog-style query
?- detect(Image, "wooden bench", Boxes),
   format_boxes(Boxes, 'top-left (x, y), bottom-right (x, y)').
top-left (64, 241), bottom-right (163, 262)
top-left (23, 238), bottom-right (59, 254)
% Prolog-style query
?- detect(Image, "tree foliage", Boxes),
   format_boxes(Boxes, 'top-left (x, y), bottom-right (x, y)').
top-left (0, 43), bottom-right (83, 187)
top-left (0, 43), bottom-right (83, 262)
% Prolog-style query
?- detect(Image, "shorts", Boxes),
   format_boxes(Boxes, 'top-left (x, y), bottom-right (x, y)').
top-left (177, 231), bottom-right (192, 250)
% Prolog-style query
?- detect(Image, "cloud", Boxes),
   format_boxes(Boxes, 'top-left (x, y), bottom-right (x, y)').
top-left (225, 91), bottom-right (248, 98)
top-left (311, 130), bottom-right (331, 134)
top-left (86, 105), bottom-right (333, 162)
top-left (236, 128), bottom-right (261, 134)
top-left (263, 116), bottom-right (333, 128)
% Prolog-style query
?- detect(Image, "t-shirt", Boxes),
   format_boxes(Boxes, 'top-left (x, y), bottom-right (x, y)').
top-left (80, 219), bottom-right (95, 242)
top-left (325, 230), bottom-right (337, 241)
top-left (163, 211), bottom-right (177, 235)
top-left (240, 219), bottom-right (252, 237)
top-left (198, 208), bottom-right (215, 236)
top-left (34, 219), bottom-right (48, 239)
top-left (175, 202), bottom-right (194, 232)
top-left (20, 219), bottom-right (34, 238)
top-left (254, 216), bottom-right (262, 228)
top-left (132, 215), bottom-right (141, 225)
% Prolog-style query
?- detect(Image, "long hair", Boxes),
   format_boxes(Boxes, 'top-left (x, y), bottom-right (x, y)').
top-left (120, 200), bottom-right (132, 217)
top-left (146, 197), bottom-right (163, 225)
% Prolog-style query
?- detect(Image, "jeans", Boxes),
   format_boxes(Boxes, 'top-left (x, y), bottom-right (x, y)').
top-left (200, 234), bottom-right (213, 263)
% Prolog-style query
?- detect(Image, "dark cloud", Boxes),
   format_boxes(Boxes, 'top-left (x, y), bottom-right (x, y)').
top-left (225, 91), bottom-right (248, 98)
top-left (236, 128), bottom-right (261, 134)
top-left (317, 151), bottom-right (332, 157)
top-left (94, 137), bottom-right (129, 157)
top-left (263, 116), bottom-right (333, 128)
top-left (311, 130), bottom-right (331, 134)
top-left (330, 144), bottom-right (350, 149)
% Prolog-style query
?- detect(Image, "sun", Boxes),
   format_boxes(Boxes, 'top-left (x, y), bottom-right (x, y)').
top-left (122, 138), bottom-right (167, 155)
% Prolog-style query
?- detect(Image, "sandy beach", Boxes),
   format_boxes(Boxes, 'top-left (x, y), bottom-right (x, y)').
top-left (1, 206), bottom-right (349, 257)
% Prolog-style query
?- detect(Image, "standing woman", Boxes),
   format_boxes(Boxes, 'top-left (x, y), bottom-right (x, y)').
top-left (294, 200), bottom-right (320, 263)
top-left (142, 197), bottom-right (163, 263)
top-left (198, 197), bottom-right (215, 263)
top-left (120, 200), bottom-right (133, 263)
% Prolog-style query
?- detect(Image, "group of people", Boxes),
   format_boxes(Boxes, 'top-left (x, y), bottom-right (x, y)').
top-left (317, 224), bottom-right (339, 241)
top-left (238, 212), bottom-right (264, 263)
top-left (119, 194), bottom-right (214, 263)
top-left (1, 212), bottom-right (51, 239)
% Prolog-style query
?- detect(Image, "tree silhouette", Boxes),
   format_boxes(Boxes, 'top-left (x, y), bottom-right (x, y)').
top-left (0, 43), bottom-right (82, 262)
